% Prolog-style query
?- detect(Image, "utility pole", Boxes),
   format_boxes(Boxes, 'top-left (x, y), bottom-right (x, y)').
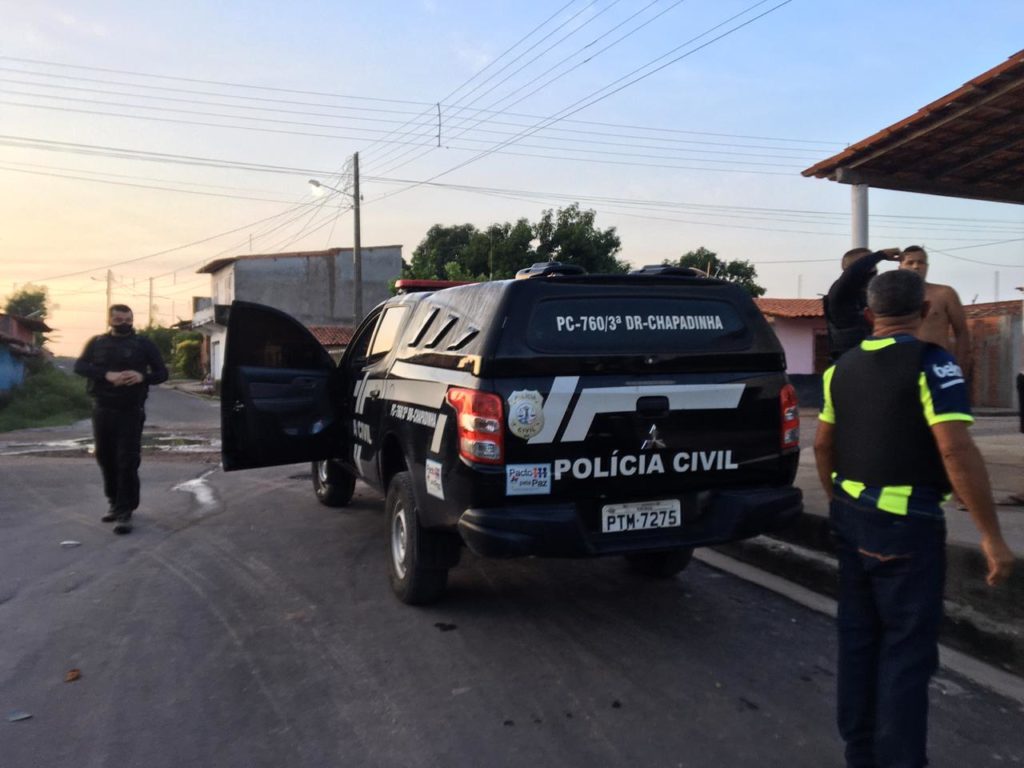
top-left (851, 185), bottom-right (869, 248)
top-left (149, 277), bottom-right (154, 327)
top-left (106, 270), bottom-right (113, 318)
top-left (352, 152), bottom-right (363, 322)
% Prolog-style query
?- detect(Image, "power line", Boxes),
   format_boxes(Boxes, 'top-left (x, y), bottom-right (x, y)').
top-left (30, 201), bottom-right (319, 282)
top-left (360, 0), bottom-right (586, 167)
top-left (366, 0), bottom-right (796, 204)
top-left (0, 164), bottom-right (306, 204)
top-left (0, 63), bottom-right (843, 149)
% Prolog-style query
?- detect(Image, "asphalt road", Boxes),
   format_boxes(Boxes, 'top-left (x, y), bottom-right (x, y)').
top-left (1, 389), bottom-right (1022, 767)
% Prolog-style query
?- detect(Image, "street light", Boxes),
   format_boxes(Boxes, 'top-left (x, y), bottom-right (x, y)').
top-left (308, 154), bottom-right (362, 321)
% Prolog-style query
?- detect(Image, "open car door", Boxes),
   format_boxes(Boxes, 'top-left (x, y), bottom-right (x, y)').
top-left (221, 301), bottom-right (344, 471)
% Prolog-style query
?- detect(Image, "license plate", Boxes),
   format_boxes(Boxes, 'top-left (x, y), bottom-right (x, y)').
top-left (601, 499), bottom-right (681, 533)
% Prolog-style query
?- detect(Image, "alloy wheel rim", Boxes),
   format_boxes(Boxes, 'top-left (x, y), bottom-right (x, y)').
top-left (391, 505), bottom-right (408, 579)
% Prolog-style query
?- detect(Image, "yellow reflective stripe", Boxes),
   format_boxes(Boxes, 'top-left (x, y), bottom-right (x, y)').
top-left (919, 372), bottom-right (937, 424)
top-left (876, 485), bottom-right (912, 516)
top-left (860, 338), bottom-right (897, 351)
top-left (840, 479), bottom-right (865, 499)
top-left (930, 412), bottom-right (974, 425)
top-left (919, 372), bottom-right (975, 426)
top-left (820, 365), bottom-right (837, 424)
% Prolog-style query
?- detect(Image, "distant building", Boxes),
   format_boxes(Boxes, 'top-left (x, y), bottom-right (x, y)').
top-left (754, 298), bottom-right (829, 375)
top-left (0, 314), bottom-right (52, 394)
top-left (753, 296), bottom-right (1023, 409)
top-left (191, 246), bottom-right (402, 381)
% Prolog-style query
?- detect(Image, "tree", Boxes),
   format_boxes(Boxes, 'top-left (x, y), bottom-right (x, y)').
top-left (667, 246), bottom-right (765, 297)
top-left (404, 223), bottom-right (478, 280)
top-left (4, 285), bottom-right (50, 348)
top-left (534, 203), bottom-right (627, 274)
top-left (404, 204), bottom-right (625, 281)
top-left (137, 326), bottom-right (203, 378)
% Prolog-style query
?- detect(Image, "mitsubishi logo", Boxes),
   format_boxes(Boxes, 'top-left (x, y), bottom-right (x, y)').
top-left (641, 424), bottom-right (666, 451)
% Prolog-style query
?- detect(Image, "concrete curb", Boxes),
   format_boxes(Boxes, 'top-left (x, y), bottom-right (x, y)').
top-left (713, 515), bottom-right (1024, 678)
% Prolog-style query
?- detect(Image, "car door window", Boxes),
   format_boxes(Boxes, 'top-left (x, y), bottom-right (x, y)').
top-left (345, 313), bottom-right (379, 373)
top-left (368, 307), bottom-right (408, 360)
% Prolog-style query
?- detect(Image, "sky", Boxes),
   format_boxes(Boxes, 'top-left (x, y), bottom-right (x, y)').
top-left (1, 0), bottom-right (1022, 356)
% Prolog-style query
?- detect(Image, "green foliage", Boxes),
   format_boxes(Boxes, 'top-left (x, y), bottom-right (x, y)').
top-left (4, 284), bottom-right (48, 319)
top-left (173, 339), bottom-right (204, 380)
top-left (405, 204), bottom-right (623, 280)
top-left (0, 361), bottom-right (92, 432)
top-left (667, 246), bottom-right (766, 297)
top-left (404, 223), bottom-right (478, 281)
top-left (4, 285), bottom-right (51, 348)
top-left (137, 325), bottom-right (177, 360)
top-left (534, 203), bottom-right (626, 274)
top-left (137, 326), bottom-right (203, 377)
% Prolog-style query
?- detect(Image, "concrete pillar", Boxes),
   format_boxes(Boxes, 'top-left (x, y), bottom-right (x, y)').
top-left (851, 184), bottom-right (869, 248)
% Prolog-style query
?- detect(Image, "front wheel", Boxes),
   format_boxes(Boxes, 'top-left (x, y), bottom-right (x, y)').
top-left (312, 460), bottom-right (356, 507)
top-left (625, 547), bottom-right (694, 578)
top-left (386, 471), bottom-right (451, 605)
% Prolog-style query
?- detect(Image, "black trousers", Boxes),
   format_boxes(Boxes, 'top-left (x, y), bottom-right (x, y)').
top-left (92, 406), bottom-right (145, 517)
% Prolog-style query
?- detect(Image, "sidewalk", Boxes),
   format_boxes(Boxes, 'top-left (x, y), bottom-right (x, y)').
top-left (716, 409), bottom-right (1024, 677)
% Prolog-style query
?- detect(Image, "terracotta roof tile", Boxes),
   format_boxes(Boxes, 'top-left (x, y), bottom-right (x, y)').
top-left (308, 325), bottom-right (354, 347)
top-left (754, 298), bottom-right (824, 319)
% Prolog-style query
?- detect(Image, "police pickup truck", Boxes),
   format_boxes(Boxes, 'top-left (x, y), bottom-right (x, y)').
top-left (222, 262), bottom-right (802, 604)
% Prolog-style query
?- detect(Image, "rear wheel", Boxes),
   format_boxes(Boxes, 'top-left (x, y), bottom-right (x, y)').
top-left (386, 471), bottom-right (451, 605)
top-left (312, 460), bottom-right (356, 507)
top-left (625, 547), bottom-right (694, 578)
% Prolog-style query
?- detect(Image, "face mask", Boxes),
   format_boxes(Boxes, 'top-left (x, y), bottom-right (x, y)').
top-left (112, 324), bottom-right (133, 335)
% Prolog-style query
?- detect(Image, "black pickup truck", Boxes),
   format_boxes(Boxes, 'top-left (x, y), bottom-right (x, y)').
top-left (222, 263), bottom-right (802, 604)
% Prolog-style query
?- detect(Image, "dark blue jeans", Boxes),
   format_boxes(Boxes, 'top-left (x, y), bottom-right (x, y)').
top-left (829, 496), bottom-right (946, 768)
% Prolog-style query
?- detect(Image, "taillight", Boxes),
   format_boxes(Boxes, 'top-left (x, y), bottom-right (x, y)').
top-left (780, 383), bottom-right (800, 450)
top-left (446, 388), bottom-right (504, 465)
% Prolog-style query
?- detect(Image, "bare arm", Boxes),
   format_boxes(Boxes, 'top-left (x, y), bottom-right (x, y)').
top-left (932, 421), bottom-right (1014, 585)
top-left (813, 421), bottom-right (836, 501)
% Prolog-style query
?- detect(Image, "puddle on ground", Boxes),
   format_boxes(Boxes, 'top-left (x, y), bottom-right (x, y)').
top-left (0, 434), bottom-right (221, 456)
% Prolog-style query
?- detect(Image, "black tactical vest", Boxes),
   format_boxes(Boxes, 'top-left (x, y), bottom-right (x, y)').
top-left (830, 339), bottom-right (950, 491)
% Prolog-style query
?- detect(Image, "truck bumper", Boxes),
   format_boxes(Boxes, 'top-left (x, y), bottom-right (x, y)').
top-left (457, 486), bottom-right (803, 559)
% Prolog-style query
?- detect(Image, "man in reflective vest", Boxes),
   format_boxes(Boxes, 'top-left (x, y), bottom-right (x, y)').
top-left (814, 269), bottom-right (1013, 767)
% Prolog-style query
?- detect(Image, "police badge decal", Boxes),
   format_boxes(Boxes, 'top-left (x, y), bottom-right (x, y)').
top-left (507, 390), bottom-right (545, 440)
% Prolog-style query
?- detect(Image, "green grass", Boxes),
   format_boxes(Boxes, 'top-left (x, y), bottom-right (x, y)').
top-left (0, 363), bottom-right (93, 432)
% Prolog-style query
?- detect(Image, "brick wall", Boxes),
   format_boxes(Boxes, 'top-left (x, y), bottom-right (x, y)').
top-left (968, 314), bottom-right (1020, 408)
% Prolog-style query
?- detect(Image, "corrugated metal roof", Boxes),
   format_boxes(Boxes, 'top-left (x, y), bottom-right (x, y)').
top-left (755, 298), bottom-right (824, 319)
top-left (803, 50), bottom-right (1024, 205)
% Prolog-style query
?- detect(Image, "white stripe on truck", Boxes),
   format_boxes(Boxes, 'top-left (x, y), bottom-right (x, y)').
top-left (555, 383), bottom-right (745, 443)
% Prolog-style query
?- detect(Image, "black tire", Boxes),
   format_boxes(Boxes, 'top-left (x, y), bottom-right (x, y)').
top-left (386, 471), bottom-right (450, 605)
top-left (312, 460), bottom-right (356, 507)
top-left (625, 547), bottom-right (694, 578)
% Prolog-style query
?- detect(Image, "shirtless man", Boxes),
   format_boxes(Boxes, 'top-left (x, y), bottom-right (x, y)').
top-left (899, 246), bottom-right (972, 375)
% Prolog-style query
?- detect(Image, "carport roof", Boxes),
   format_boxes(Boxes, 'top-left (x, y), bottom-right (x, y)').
top-left (802, 50), bottom-right (1024, 205)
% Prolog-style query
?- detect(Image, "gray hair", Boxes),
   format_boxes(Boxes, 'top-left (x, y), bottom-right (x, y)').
top-left (867, 269), bottom-right (925, 317)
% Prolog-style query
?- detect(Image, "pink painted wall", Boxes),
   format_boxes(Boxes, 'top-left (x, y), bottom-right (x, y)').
top-left (768, 317), bottom-right (825, 374)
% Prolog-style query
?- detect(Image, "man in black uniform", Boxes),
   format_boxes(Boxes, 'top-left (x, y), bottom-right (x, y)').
top-left (74, 305), bottom-right (168, 534)
top-left (823, 247), bottom-right (902, 361)
top-left (814, 270), bottom-right (1013, 767)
